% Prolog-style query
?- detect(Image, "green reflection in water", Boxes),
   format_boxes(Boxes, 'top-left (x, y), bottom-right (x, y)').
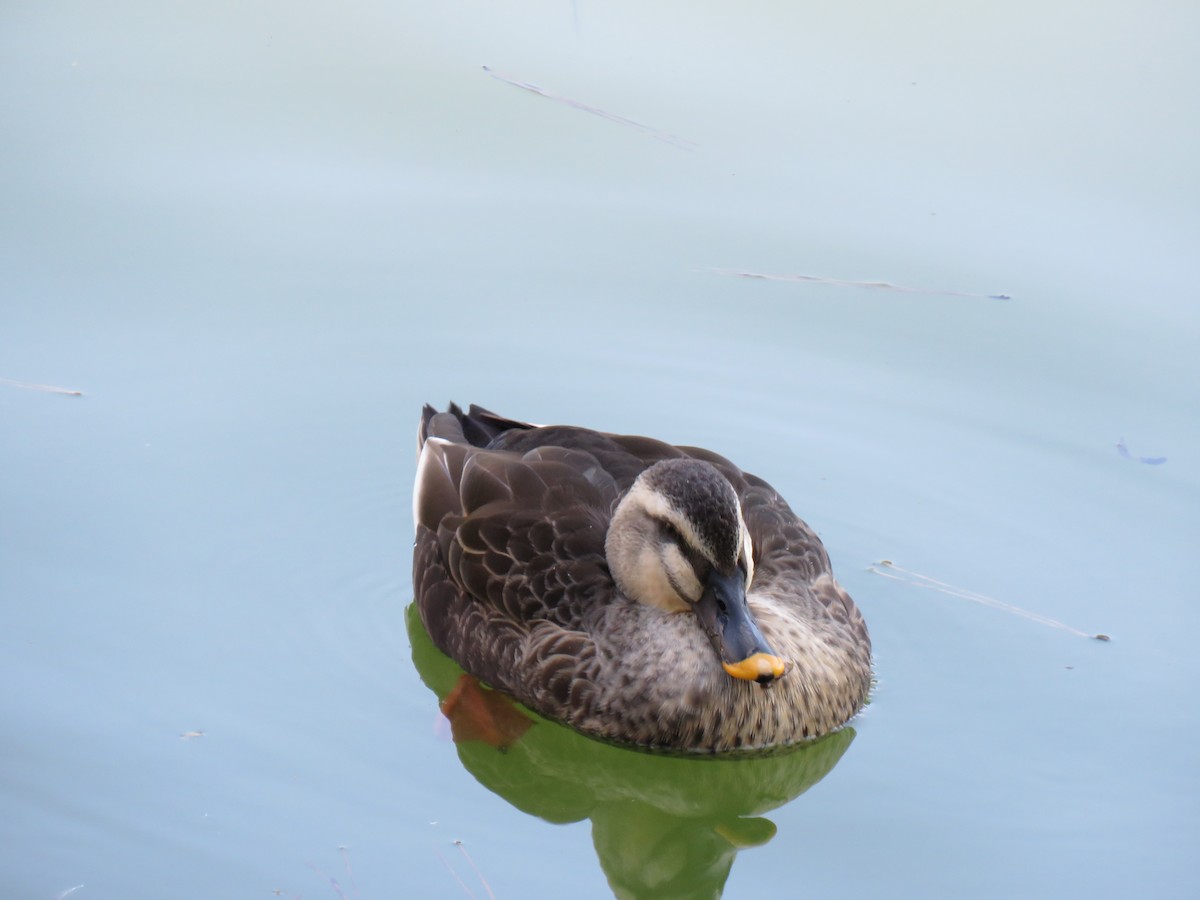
top-left (407, 605), bottom-right (856, 899)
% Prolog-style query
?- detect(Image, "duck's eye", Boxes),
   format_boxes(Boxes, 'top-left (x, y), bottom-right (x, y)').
top-left (660, 520), bottom-right (683, 544)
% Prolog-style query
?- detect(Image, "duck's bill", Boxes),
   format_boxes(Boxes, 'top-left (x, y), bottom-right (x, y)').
top-left (694, 569), bottom-right (787, 684)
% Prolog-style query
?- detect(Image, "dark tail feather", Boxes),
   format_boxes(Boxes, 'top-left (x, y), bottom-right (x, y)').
top-left (464, 404), bottom-right (535, 445)
top-left (420, 403), bottom-right (534, 449)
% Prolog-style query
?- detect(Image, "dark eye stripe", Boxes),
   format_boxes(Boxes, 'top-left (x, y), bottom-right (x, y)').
top-left (660, 519), bottom-right (683, 543)
top-left (660, 519), bottom-right (712, 582)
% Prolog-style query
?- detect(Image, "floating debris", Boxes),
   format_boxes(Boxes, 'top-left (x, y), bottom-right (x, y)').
top-left (434, 841), bottom-right (496, 900)
top-left (435, 846), bottom-right (476, 900)
top-left (482, 65), bottom-right (697, 150)
top-left (706, 268), bottom-right (1011, 300)
top-left (305, 847), bottom-right (359, 900)
top-left (869, 560), bottom-right (1109, 641)
top-left (307, 862), bottom-right (352, 900)
top-left (454, 840), bottom-right (496, 900)
top-left (0, 377), bottom-right (83, 396)
top-left (1116, 437), bottom-right (1166, 466)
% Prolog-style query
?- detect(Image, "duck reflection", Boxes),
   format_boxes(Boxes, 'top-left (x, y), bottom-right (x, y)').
top-left (407, 606), bottom-right (857, 899)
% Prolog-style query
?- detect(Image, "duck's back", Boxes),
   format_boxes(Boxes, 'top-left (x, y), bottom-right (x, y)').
top-left (414, 405), bottom-right (623, 712)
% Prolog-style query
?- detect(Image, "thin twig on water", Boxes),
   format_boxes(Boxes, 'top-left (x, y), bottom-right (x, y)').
top-left (435, 848), bottom-right (477, 899)
top-left (0, 377), bottom-right (83, 396)
top-left (337, 845), bottom-right (360, 898)
top-left (705, 268), bottom-right (1011, 300)
top-left (482, 66), bottom-right (696, 150)
top-left (869, 560), bottom-right (1109, 640)
top-left (455, 840), bottom-right (497, 900)
top-left (307, 864), bottom-right (350, 900)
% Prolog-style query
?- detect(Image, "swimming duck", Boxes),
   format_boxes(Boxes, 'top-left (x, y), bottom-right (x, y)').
top-left (413, 404), bottom-right (872, 753)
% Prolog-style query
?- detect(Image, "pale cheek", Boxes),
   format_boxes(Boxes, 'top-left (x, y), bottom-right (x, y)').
top-left (663, 546), bottom-right (702, 602)
top-left (629, 546), bottom-right (691, 613)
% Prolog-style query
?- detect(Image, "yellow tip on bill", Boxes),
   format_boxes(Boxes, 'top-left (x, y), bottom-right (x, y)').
top-left (722, 653), bottom-right (786, 681)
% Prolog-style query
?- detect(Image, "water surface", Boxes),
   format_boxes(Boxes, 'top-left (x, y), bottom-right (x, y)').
top-left (2, 2), bottom-right (1197, 897)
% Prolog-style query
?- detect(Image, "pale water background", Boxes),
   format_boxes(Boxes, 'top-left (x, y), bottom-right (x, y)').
top-left (3, 2), bottom-right (1198, 898)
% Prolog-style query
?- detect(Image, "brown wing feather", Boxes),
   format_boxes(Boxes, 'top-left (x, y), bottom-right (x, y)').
top-left (414, 433), bottom-right (616, 709)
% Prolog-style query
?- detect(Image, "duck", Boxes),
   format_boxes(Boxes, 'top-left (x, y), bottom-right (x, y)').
top-left (412, 403), bottom-right (872, 753)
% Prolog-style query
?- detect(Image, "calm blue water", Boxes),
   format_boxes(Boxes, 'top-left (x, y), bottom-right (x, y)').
top-left (3, 2), bottom-right (1198, 897)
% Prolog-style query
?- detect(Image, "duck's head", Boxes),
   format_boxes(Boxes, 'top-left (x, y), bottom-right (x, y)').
top-left (605, 458), bottom-right (787, 685)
